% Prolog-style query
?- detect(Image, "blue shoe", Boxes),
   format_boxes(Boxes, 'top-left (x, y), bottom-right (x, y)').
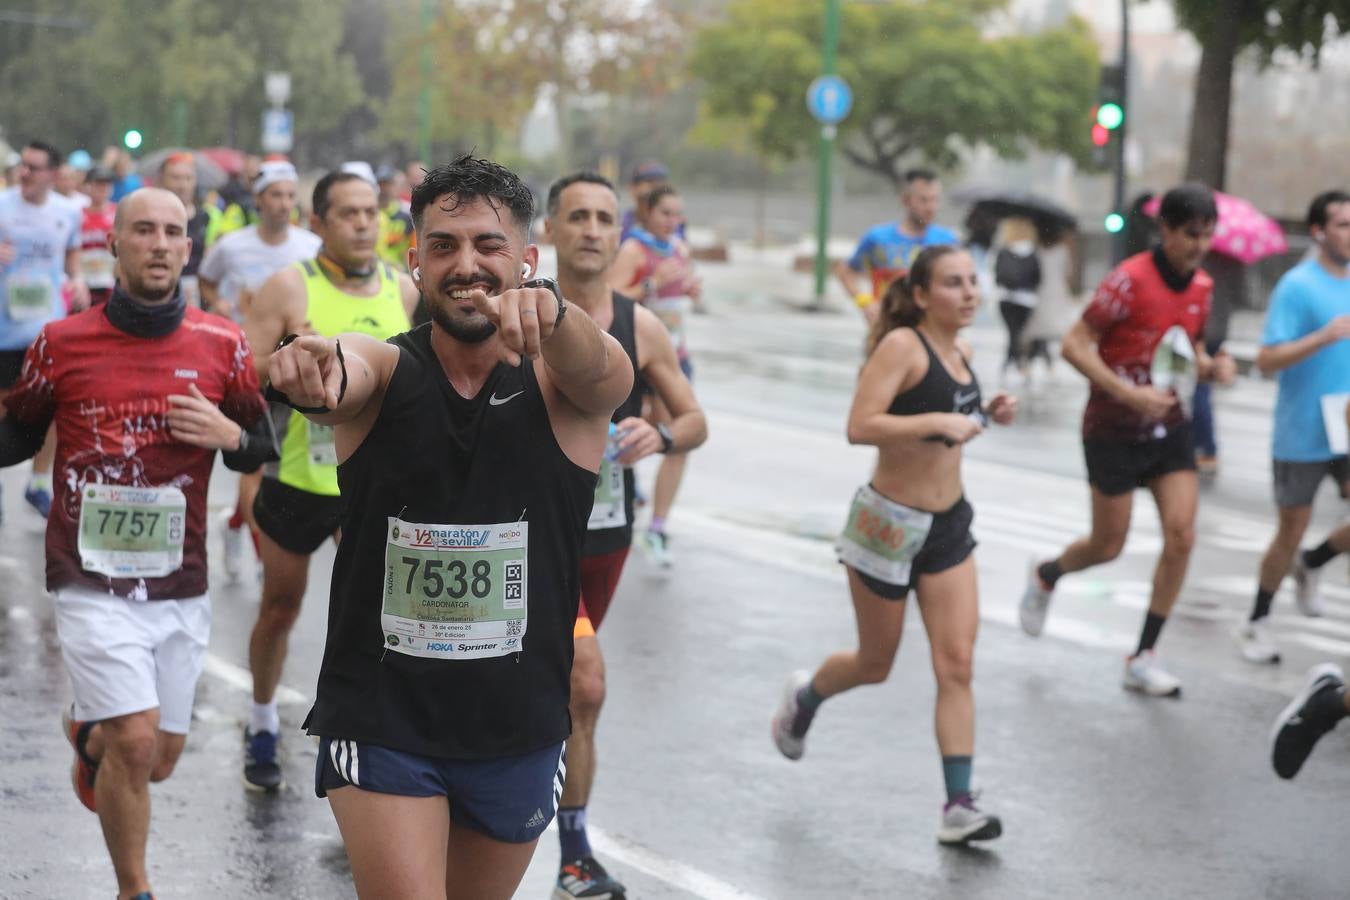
top-left (24, 485), bottom-right (51, 518)
top-left (243, 728), bottom-right (283, 792)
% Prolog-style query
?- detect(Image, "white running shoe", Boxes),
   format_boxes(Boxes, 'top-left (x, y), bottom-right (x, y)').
top-left (771, 670), bottom-right (811, 761)
top-left (1234, 619), bottom-right (1281, 665)
top-left (1290, 555), bottom-right (1325, 618)
top-left (639, 529), bottom-right (673, 569)
top-left (937, 793), bottom-right (1003, 845)
top-left (1123, 650), bottom-right (1182, 697)
top-left (219, 509), bottom-right (246, 584)
top-left (1019, 560), bottom-right (1053, 637)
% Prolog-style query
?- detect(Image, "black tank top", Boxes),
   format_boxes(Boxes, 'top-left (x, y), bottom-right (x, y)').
top-left (584, 293), bottom-right (643, 557)
top-left (887, 327), bottom-right (983, 422)
top-left (302, 324), bottom-right (597, 759)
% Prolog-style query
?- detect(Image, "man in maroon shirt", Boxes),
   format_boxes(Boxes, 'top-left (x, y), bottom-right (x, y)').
top-left (1017, 184), bottom-right (1237, 697)
top-left (0, 188), bottom-right (274, 900)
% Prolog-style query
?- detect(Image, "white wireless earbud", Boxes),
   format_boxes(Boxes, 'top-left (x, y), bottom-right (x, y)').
top-left (412, 266), bottom-right (421, 279)
top-left (522, 263), bottom-right (533, 279)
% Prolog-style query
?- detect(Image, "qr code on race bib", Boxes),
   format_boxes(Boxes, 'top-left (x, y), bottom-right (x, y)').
top-left (506, 619), bottom-right (522, 636)
top-left (503, 560), bottom-right (524, 608)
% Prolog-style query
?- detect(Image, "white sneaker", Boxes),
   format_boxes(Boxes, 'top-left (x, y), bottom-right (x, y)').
top-left (219, 509), bottom-right (246, 584)
top-left (639, 529), bottom-right (673, 569)
top-left (771, 670), bottom-right (811, 761)
top-left (937, 793), bottom-right (1002, 845)
top-left (1290, 555), bottom-right (1325, 617)
top-left (1123, 650), bottom-right (1182, 697)
top-left (1019, 560), bottom-right (1053, 637)
top-left (1234, 619), bottom-right (1281, 665)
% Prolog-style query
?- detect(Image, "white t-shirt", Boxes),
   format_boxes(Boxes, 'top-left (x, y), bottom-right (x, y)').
top-left (198, 225), bottom-right (321, 310)
top-left (0, 187), bottom-right (82, 349)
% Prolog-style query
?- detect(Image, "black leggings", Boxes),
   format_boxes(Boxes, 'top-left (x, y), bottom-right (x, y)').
top-left (998, 300), bottom-right (1050, 368)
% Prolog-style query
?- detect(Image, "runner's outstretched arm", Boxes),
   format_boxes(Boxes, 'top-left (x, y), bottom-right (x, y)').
top-left (471, 285), bottom-right (633, 418)
top-left (266, 332), bottom-right (399, 427)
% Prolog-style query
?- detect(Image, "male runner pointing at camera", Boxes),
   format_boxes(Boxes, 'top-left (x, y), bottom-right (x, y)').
top-left (267, 156), bottom-right (633, 900)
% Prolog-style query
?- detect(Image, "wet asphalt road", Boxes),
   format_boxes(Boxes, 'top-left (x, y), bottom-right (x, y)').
top-left (2, 252), bottom-right (1349, 899)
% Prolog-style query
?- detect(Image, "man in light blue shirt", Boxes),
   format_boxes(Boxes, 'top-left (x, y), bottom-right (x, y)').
top-left (0, 140), bottom-right (88, 520)
top-left (1237, 190), bottom-right (1350, 664)
top-left (836, 168), bottom-right (959, 321)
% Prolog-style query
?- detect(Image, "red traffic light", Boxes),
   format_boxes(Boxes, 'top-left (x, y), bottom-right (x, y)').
top-left (1091, 123), bottom-right (1110, 147)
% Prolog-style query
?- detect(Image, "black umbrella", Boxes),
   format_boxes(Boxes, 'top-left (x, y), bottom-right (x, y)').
top-left (964, 190), bottom-right (1078, 232)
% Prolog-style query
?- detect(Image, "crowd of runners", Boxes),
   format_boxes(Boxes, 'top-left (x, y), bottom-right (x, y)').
top-left (1, 140), bottom-right (1347, 900)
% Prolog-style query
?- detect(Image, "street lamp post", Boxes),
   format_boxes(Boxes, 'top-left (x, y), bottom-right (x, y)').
top-left (1112, 0), bottom-right (1130, 263)
top-left (418, 0), bottom-right (435, 165)
top-left (810, 0), bottom-right (843, 309)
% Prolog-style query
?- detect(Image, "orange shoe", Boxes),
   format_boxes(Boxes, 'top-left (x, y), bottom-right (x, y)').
top-left (61, 704), bottom-right (98, 812)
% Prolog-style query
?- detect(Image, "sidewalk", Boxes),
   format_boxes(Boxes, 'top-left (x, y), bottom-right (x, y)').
top-left (697, 240), bottom-right (1271, 373)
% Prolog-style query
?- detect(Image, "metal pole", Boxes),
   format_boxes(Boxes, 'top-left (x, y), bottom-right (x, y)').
top-left (811, 0), bottom-right (842, 308)
top-left (1112, 0), bottom-right (1130, 263)
top-left (418, 0), bottom-right (434, 164)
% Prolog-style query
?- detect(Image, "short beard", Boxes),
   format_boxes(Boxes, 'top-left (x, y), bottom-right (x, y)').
top-left (428, 296), bottom-right (497, 344)
top-left (123, 275), bottom-right (177, 303)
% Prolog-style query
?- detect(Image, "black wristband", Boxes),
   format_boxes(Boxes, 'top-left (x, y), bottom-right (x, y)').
top-left (263, 334), bottom-right (348, 414)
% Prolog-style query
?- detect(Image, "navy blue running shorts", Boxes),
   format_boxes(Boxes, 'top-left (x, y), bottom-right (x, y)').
top-left (315, 736), bottom-right (566, 844)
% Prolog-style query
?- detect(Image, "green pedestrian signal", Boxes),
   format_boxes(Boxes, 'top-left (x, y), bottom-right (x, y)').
top-left (1096, 103), bottom-right (1124, 131)
top-left (123, 129), bottom-right (144, 150)
top-left (1104, 212), bottom-right (1125, 234)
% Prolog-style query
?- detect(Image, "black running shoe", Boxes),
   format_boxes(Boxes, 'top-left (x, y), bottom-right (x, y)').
top-left (243, 728), bottom-right (283, 791)
top-left (554, 856), bottom-right (627, 899)
top-left (1271, 663), bottom-right (1345, 779)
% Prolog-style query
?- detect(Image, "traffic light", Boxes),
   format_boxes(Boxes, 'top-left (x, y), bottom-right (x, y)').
top-left (123, 129), bottom-right (143, 151)
top-left (1104, 212), bottom-right (1125, 234)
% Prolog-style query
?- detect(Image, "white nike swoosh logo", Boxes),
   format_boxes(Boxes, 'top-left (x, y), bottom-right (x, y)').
top-left (954, 391), bottom-right (979, 406)
top-left (488, 390), bottom-right (524, 406)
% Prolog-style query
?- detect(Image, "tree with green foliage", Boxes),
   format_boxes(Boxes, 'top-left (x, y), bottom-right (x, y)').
top-left (0, 0), bottom-right (363, 159)
top-left (382, 0), bottom-right (690, 168)
top-left (1174, 0), bottom-right (1350, 189)
top-left (689, 0), bottom-right (1100, 186)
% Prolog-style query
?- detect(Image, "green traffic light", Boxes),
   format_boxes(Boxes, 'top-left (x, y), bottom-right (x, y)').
top-left (1096, 103), bottom-right (1124, 130)
top-left (1104, 212), bottom-right (1125, 233)
top-left (123, 129), bottom-right (144, 150)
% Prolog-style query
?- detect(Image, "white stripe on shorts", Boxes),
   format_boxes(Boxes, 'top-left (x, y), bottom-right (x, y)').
top-left (347, 741), bottom-right (360, 785)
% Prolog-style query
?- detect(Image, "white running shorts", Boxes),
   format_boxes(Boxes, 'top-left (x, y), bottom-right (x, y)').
top-left (54, 586), bottom-right (211, 734)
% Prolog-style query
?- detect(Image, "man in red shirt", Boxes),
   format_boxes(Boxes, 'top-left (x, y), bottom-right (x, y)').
top-left (0, 188), bottom-right (275, 900)
top-left (79, 166), bottom-right (117, 305)
top-left (1018, 184), bottom-right (1236, 696)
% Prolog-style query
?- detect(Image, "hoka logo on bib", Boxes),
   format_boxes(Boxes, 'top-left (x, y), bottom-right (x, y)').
top-left (413, 527), bottom-right (491, 548)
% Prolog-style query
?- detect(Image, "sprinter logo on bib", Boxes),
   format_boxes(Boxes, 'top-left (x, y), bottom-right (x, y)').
top-left (381, 516), bottom-right (527, 660)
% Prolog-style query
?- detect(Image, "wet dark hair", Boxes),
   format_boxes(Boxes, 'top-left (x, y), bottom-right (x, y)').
top-left (23, 140), bottom-right (61, 169)
top-left (546, 171), bottom-right (617, 217)
top-left (904, 168), bottom-right (938, 186)
top-left (1307, 190), bottom-right (1350, 230)
top-left (1157, 183), bottom-right (1217, 229)
top-left (866, 244), bottom-right (963, 356)
top-left (644, 184), bottom-right (679, 212)
top-left (411, 154), bottom-right (535, 236)
top-left (312, 171), bottom-right (371, 221)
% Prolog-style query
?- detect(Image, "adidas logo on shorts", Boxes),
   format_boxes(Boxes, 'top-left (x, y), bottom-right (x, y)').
top-left (526, 808), bottom-right (547, 828)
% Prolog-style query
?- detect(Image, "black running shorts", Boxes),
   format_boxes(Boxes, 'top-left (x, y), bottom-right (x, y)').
top-left (1083, 424), bottom-right (1196, 497)
top-left (851, 497), bottom-right (977, 601)
top-left (252, 477), bottom-right (345, 555)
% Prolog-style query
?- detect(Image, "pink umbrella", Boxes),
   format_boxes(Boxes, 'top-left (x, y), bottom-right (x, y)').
top-left (1143, 190), bottom-right (1287, 264)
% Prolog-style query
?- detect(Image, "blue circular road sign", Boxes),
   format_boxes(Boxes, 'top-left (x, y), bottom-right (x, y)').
top-left (806, 75), bottom-right (853, 125)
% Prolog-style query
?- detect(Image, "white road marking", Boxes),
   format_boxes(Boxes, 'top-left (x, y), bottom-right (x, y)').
top-left (201, 653), bottom-right (309, 706)
top-left (541, 821), bottom-right (769, 900)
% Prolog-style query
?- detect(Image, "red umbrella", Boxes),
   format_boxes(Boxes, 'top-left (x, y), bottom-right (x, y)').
top-left (198, 147), bottom-right (246, 177)
top-left (1143, 190), bottom-right (1287, 264)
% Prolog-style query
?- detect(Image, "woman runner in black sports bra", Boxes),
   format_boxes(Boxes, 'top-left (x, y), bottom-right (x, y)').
top-left (771, 245), bottom-right (1017, 846)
